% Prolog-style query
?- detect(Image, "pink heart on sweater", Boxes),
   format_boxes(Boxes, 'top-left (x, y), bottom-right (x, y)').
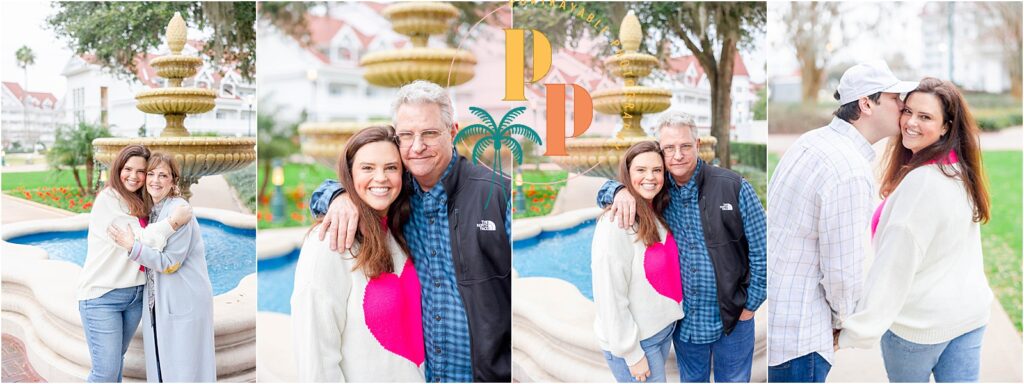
top-left (363, 258), bottom-right (425, 366)
top-left (644, 232), bottom-right (683, 303)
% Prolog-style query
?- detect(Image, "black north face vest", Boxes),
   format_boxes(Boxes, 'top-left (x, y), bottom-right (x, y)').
top-left (694, 164), bottom-right (751, 335)
top-left (436, 156), bottom-right (512, 382)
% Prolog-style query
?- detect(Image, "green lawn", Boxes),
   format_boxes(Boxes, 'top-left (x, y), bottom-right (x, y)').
top-left (256, 162), bottom-right (336, 229)
top-left (2, 169), bottom-right (97, 213)
top-left (2, 168), bottom-right (86, 191)
top-left (514, 169), bottom-right (568, 219)
top-left (980, 151), bottom-right (1023, 331)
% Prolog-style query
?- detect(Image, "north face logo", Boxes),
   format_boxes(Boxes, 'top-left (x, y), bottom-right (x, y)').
top-left (720, 203), bottom-right (733, 211)
top-left (476, 220), bottom-right (496, 231)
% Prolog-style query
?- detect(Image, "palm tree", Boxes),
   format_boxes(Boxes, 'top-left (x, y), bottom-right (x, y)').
top-left (454, 106), bottom-right (543, 208)
top-left (47, 122), bottom-right (111, 196)
top-left (15, 45), bottom-right (34, 90)
top-left (15, 46), bottom-right (35, 152)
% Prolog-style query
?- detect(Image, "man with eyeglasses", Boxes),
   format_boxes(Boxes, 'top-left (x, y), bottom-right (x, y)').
top-left (309, 80), bottom-right (511, 382)
top-left (597, 110), bottom-right (767, 382)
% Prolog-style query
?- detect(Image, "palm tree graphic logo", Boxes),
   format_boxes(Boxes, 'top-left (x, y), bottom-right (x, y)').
top-left (454, 106), bottom-right (542, 208)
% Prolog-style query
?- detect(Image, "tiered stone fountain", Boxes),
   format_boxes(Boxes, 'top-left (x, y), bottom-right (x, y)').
top-left (552, 10), bottom-right (716, 179)
top-left (93, 12), bottom-right (256, 198)
top-left (299, 1), bottom-right (477, 167)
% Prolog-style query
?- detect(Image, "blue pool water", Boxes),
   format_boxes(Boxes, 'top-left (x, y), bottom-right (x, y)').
top-left (257, 249), bottom-right (299, 314)
top-left (513, 219), bottom-right (596, 300)
top-left (7, 219), bottom-right (256, 295)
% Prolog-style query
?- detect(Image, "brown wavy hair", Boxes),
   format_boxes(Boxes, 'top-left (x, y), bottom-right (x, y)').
top-left (108, 145), bottom-right (150, 218)
top-left (879, 77), bottom-right (990, 223)
top-left (318, 125), bottom-right (412, 278)
top-left (610, 141), bottom-right (671, 247)
top-left (143, 152), bottom-right (182, 208)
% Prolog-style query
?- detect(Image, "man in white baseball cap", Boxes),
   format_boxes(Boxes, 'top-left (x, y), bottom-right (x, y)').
top-left (764, 60), bottom-right (918, 382)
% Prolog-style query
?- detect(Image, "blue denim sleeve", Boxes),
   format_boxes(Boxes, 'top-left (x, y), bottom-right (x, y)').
top-left (505, 199), bottom-right (512, 240)
top-left (738, 179), bottom-right (767, 311)
top-left (309, 179), bottom-right (344, 218)
top-left (596, 179), bottom-right (625, 208)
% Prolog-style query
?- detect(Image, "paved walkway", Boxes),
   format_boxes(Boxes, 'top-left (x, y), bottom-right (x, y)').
top-left (1, 335), bottom-right (45, 383)
top-left (188, 175), bottom-right (250, 214)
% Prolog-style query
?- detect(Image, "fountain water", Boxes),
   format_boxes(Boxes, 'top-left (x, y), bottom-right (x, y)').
top-left (92, 12), bottom-right (256, 198)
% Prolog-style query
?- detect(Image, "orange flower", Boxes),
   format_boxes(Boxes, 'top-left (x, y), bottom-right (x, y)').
top-left (23, 192), bottom-right (32, 200)
top-left (69, 200), bottom-right (76, 207)
top-left (83, 202), bottom-right (93, 210)
top-left (291, 212), bottom-right (303, 222)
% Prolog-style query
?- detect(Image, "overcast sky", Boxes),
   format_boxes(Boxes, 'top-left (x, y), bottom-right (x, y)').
top-left (767, 2), bottom-right (924, 78)
top-left (1, 1), bottom-right (74, 99)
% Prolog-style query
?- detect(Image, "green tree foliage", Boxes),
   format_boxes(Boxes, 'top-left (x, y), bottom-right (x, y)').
top-left (754, 87), bottom-right (767, 120)
top-left (257, 104), bottom-right (300, 197)
top-left (47, 2), bottom-right (256, 80)
top-left (46, 122), bottom-right (112, 196)
top-left (15, 45), bottom-right (35, 89)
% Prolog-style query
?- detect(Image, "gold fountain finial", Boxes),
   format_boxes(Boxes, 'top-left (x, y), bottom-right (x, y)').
top-left (620, 10), bottom-right (642, 53)
top-left (167, 12), bottom-right (187, 55)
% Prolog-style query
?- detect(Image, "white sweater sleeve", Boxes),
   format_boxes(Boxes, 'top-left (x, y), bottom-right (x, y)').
top-left (591, 218), bottom-right (645, 365)
top-left (139, 220), bottom-right (175, 252)
top-left (291, 236), bottom-right (352, 382)
top-left (839, 173), bottom-right (934, 349)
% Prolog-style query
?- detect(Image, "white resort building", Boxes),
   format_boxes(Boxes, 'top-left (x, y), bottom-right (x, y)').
top-left (61, 42), bottom-right (255, 139)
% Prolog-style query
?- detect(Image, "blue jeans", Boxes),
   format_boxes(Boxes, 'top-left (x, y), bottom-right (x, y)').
top-left (674, 317), bottom-right (755, 382)
top-left (880, 326), bottom-right (986, 383)
top-left (79, 285), bottom-right (144, 382)
top-left (603, 323), bottom-right (676, 383)
top-left (768, 352), bottom-right (831, 382)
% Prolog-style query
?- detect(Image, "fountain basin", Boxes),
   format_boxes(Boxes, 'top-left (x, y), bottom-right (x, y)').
top-left (553, 136), bottom-right (718, 179)
top-left (254, 227), bottom-right (310, 382)
top-left (604, 53), bottom-right (658, 79)
top-left (7, 219), bottom-right (254, 295)
top-left (1, 208), bottom-right (257, 382)
top-left (591, 86), bottom-right (672, 115)
top-left (93, 137), bottom-right (256, 197)
top-left (360, 48), bottom-right (476, 88)
top-left (298, 121), bottom-right (383, 168)
top-left (383, 2), bottom-right (459, 39)
top-left (150, 55), bottom-right (203, 80)
top-left (135, 88), bottom-right (217, 115)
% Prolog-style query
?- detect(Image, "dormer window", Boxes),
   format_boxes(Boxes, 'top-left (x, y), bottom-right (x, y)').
top-left (332, 27), bottom-right (361, 64)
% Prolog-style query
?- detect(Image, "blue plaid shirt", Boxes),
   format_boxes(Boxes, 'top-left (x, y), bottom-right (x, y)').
top-left (597, 159), bottom-right (767, 344)
top-left (311, 152), bottom-right (512, 382)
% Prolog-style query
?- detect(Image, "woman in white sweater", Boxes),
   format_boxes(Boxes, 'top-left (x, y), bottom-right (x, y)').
top-left (838, 78), bottom-right (992, 382)
top-left (592, 141), bottom-right (684, 383)
top-left (291, 125), bottom-right (423, 382)
top-left (78, 145), bottom-right (190, 382)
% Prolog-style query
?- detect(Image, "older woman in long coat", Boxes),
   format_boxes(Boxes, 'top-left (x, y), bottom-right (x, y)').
top-left (109, 154), bottom-right (216, 382)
